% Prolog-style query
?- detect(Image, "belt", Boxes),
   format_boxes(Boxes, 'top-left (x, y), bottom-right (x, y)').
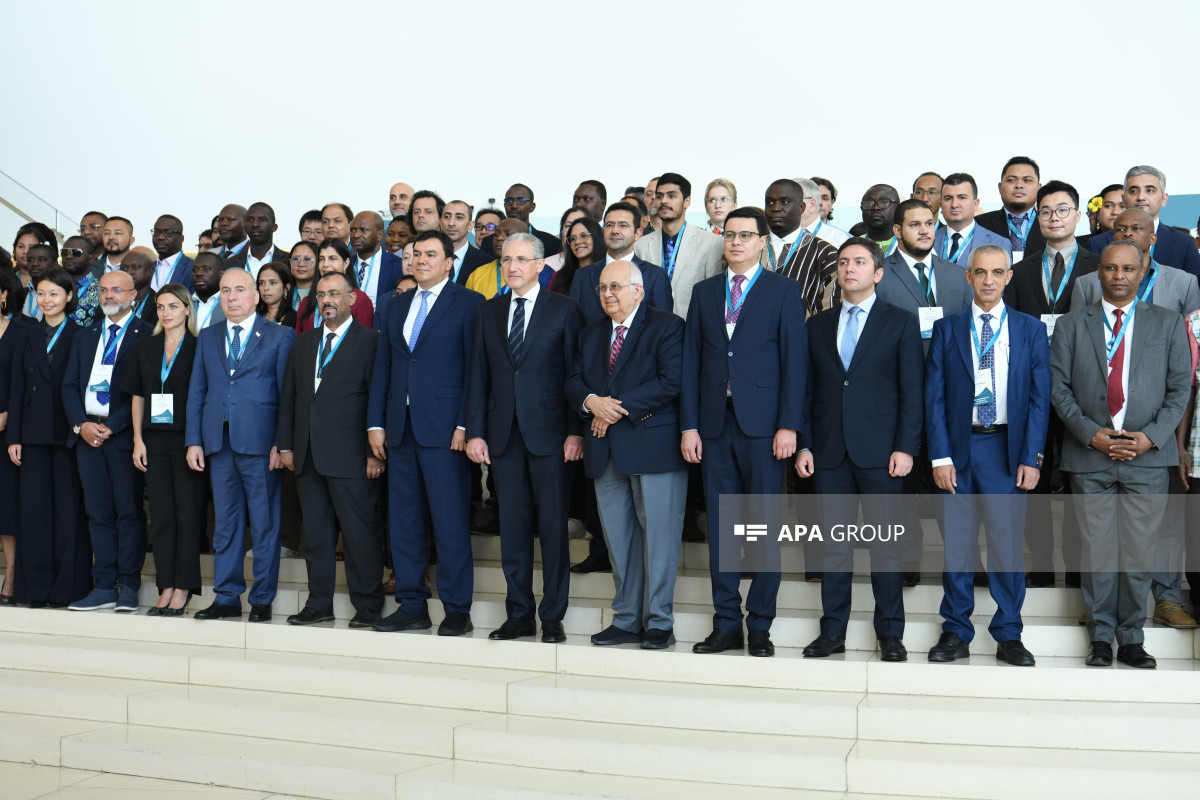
top-left (971, 423), bottom-right (1007, 435)
top-left (86, 414), bottom-right (108, 424)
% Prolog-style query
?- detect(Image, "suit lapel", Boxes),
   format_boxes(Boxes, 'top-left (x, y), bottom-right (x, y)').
top-left (232, 316), bottom-right (267, 370)
top-left (1084, 305), bottom-right (1109, 376)
top-left (522, 290), bottom-right (550, 343)
top-left (314, 323), bottom-right (357, 399)
top-left (413, 284), bottom-right (455, 353)
top-left (495, 295), bottom-right (516, 367)
top-left (729, 269), bottom-right (767, 345)
top-left (887, 257), bottom-right (927, 307)
top-left (822, 306), bottom-right (843, 372)
top-left (607, 304), bottom-right (645, 384)
top-left (956, 311), bottom-right (974, 376)
top-left (847, 301), bottom-right (885, 373)
top-left (391, 291), bottom-right (416, 354)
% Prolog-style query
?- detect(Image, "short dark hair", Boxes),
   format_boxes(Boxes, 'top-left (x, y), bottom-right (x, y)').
top-left (894, 198), bottom-right (934, 226)
top-left (620, 194), bottom-right (649, 222)
top-left (13, 222), bottom-right (56, 250)
top-left (1036, 180), bottom-right (1080, 210)
top-left (299, 209), bottom-right (322, 234)
top-left (811, 177), bottom-right (837, 202)
top-left (724, 207), bottom-right (768, 236)
top-left (624, 186), bottom-right (645, 197)
top-left (413, 229), bottom-right (454, 259)
top-left (81, 210), bottom-right (107, 222)
top-left (321, 202), bottom-right (353, 221)
top-left (768, 178), bottom-right (804, 197)
top-left (317, 237), bottom-right (353, 263)
top-left (942, 173), bottom-right (979, 198)
top-left (106, 216), bottom-right (133, 232)
top-left (158, 213), bottom-right (184, 231)
top-left (1100, 183), bottom-right (1123, 197)
top-left (37, 268), bottom-right (79, 314)
top-left (475, 207), bottom-right (504, 222)
top-left (506, 183), bottom-right (534, 202)
top-left (912, 171), bottom-right (943, 192)
top-left (604, 202), bottom-right (640, 229)
top-left (839, 236), bottom-right (884, 272)
top-left (194, 250), bottom-right (223, 268)
top-left (579, 180), bottom-right (607, 203)
top-left (1002, 156), bottom-right (1040, 181)
top-left (410, 190), bottom-right (446, 218)
top-left (199, 228), bottom-right (215, 241)
top-left (656, 172), bottom-right (691, 199)
top-left (248, 202), bottom-right (276, 222)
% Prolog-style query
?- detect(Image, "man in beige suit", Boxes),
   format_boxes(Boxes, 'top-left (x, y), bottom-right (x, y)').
top-left (633, 172), bottom-right (725, 320)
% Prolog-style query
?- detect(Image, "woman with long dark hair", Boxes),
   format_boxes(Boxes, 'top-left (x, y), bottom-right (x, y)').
top-left (256, 261), bottom-right (297, 328)
top-left (551, 216), bottom-right (604, 295)
top-left (295, 238), bottom-right (373, 333)
top-left (288, 240), bottom-right (319, 312)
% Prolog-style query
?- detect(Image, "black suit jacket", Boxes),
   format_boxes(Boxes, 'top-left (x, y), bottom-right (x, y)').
top-left (976, 209), bottom-right (1045, 255)
top-left (223, 245), bottom-right (291, 274)
top-left (455, 246), bottom-right (490, 286)
top-left (1088, 223), bottom-right (1200, 278)
top-left (480, 225), bottom-right (563, 259)
top-left (6, 321), bottom-right (80, 446)
top-left (466, 290), bottom-right (584, 456)
top-left (278, 321), bottom-right (379, 478)
top-left (802, 300), bottom-right (924, 467)
top-left (62, 314), bottom-right (154, 448)
top-left (1004, 244), bottom-right (1100, 316)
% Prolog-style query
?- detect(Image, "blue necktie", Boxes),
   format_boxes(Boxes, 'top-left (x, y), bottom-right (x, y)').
top-left (839, 306), bottom-right (860, 370)
top-left (96, 323), bottom-right (120, 406)
top-left (226, 325), bottom-right (243, 373)
top-left (508, 297), bottom-right (525, 365)
top-left (409, 290), bottom-right (430, 348)
top-left (978, 313), bottom-right (996, 427)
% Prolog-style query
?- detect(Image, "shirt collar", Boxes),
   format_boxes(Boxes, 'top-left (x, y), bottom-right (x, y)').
top-left (898, 248), bottom-right (932, 270)
top-left (613, 303), bottom-right (640, 331)
top-left (454, 243), bottom-right (469, 262)
top-left (971, 301), bottom-right (1005, 320)
top-left (105, 309), bottom-right (132, 327)
top-left (727, 263), bottom-right (760, 285)
top-left (843, 292), bottom-right (877, 316)
top-left (321, 316), bottom-right (353, 337)
top-left (514, 280), bottom-right (540, 304)
top-left (1101, 297), bottom-right (1135, 317)
top-left (157, 252), bottom-right (181, 267)
top-left (949, 220), bottom-right (976, 239)
top-left (1045, 239), bottom-right (1078, 262)
top-left (419, 276), bottom-right (451, 298)
top-left (225, 239), bottom-right (249, 256)
top-left (1007, 207), bottom-right (1034, 223)
top-left (226, 315), bottom-right (256, 335)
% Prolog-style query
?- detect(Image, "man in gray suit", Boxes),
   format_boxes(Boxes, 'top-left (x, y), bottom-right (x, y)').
top-left (633, 172), bottom-right (724, 320)
top-left (1051, 240), bottom-right (1192, 669)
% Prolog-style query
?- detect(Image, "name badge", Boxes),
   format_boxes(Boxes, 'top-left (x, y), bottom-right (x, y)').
top-left (1041, 313), bottom-right (1061, 344)
top-left (88, 364), bottom-right (114, 394)
top-left (150, 394), bottom-right (174, 424)
top-left (973, 370), bottom-right (994, 406)
top-left (918, 306), bottom-right (943, 340)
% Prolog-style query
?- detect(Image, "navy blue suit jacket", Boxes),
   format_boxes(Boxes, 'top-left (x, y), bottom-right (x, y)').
top-left (924, 307), bottom-right (1050, 473)
top-left (373, 250), bottom-right (405, 309)
top-left (565, 304), bottom-right (686, 478)
top-left (1087, 224), bottom-right (1200, 278)
top-left (802, 300), bottom-right (924, 467)
top-left (570, 256), bottom-right (673, 326)
top-left (167, 253), bottom-right (195, 292)
top-left (6, 321), bottom-right (80, 447)
top-left (681, 268), bottom-right (807, 439)
top-left (185, 315), bottom-right (295, 455)
top-left (61, 314), bottom-right (154, 449)
top-left (455, 246), bottom-right (490, 286)
top-left (367, 281), bottom-right (484, 448)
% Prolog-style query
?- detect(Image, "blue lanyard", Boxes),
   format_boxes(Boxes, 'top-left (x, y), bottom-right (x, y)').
top-left (1042, 248), bottom-right (1078, 307)
top-left (942, 228), bottom-right (975, 263)
top-left (495, 262), bottom-right (509, 296)
top-left (196, 298), bottom-right (217, 329)
top-left (1006, 213), bottom-right (1032, 248)
top-left (135, 294), bottom-right (150, 318)
top-left (45, 322), bottom-right (66, 353)
top-left (357, 252), bottom-right (376, 291)
top-left (1140, 263), bottom-right (1159, 302)
top-left (883, 237), bottom-right (898, 257)
top-left (663, 222), bottom-right (686, 279)
top-left (25, 284), bottom-right (38, 317)
top-left (225, 325), bottom-right (246, 369)
top-left (317, 325), bottom-right (348, 377)
top-left (161, 337), bottom-right (183, 386)
top-left (810, 220), bottom-right (823, 239)
top-left (725, 268), bottom-right (762, 318)
top-left (1102, 301), bottom-right (1136, 362)
top-left (970, 306), bottom-right (1007, 363)
top-left (102, 313), bottom-right (134, 361)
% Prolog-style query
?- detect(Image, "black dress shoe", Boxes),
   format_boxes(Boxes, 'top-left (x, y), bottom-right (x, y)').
top-left (0, 594), bottom-right (15, 606)
top-left (1024, 572), bottom-right (1054, 588)
top-left (348, 610), bottom-right (378, 629)
top-left (928, 631), bottom-right (971, 662)
top-left (373, 608), bottom-right (433, 632)
top-left (590, 625), bottom-right (642, 646)
top-left (1117, 643), bottom-right (1157, 669)
top-left (1085, 641), bottom-right (1113, 667)
top-left (902, 572), bottom-right (920, 588)
top-left (569, 555), bottom-right (612, 574)
top-left (541, 620), bottom-right (566, 643)
top-left (193, 601), bottom-right (242, 620)
top-left (747, 630), bottom-right (774, 658)
top-left (248, 604), bottom-right (272, 623)
top-left (1065, 571), bottom-right (1082, 588)
top-left (996, 639), bottom-right (1036, 666)
top-left (802, 633), bottom-right (846, 658)
top-left (973, 571), bottom-right (989, 587)
top-left (287, 607), bottom-right (334, 626)
top-left (437, 612), bottom-right (473, 637)
top-left (879, 636), bottom-right (908, 662)
top-left (146, 606), bottom-right (164, 617)
top-left (692, 629), bottom-right (744, 654)
top-left (489, 618), bottom-right (536, 640)
top-left (641, 627), bottom-right (675, 649)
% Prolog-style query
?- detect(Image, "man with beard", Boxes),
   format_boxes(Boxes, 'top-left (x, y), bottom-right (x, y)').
top-left (349, 211), bottom-right (403, 310)
top-left (858, 185), bottom-right (902, 256)
top-left (1087, 165), bottom-right (1200, 277)
top-left (975, 157), bottom-right (1044, 260)
top-left (150, 215), bottom-right (194, 292)
top-left (61, 235), bottom-right (102, 327)
top-left (572, 181), bottom-right (607, 222)
top-left (409, 191), bottom-right (445, 234)
top-left (765, 179), bottom-right (839, 318)
top-left (100, 217), bottom-right (135, 273)
top-left (225, 203), bottom-right (289, 280)
top-left (933, 174), bottom-right (1012, 268)
top-left (441, 200), bottom-right (489, 286)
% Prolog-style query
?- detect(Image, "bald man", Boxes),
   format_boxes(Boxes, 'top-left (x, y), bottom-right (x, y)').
top-left (349, 210), bottom-right (405, 309)
top-left (187, 269), bottom-right (296, 622)
top-left (389, 182), bottom-right (415, 219)
top-left (121, 247), bottom-right (158, 323)
top-left (63, 269), bottom-right (155, 611)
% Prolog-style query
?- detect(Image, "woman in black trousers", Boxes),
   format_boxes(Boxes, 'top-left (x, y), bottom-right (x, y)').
top-left (0, 267), bottom-right (27, 603)
top-left (6, 269), bottom-right (91, 607)
top-left (123, 284), bottom-right (204, 616)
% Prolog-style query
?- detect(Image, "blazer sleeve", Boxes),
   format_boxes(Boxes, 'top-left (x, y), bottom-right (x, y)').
top-left (5, 329), bottom-right (25, 447)
top-left (274, 327), bottom-right (295, 449)
top-left (277, 342), bottom-right (298, 452)
top-left (1144, 313), bottom-right (1192, 450)
top-left (561, 301), bottom-right (585, 437)
top-left (1049, 315), bottom-right (1103, 449)
top-left (776, 279), bottom-right (807, 432)
top-left (1180, 240), bottom-right (1200, 279)
top-left (611, 315), bottom-right (684, 420)
top-left (464, 303), bottom-right (489, 439)
top-left (648, 270), bottom-right (674, 314)
top-left (185, 333), bottom-right (210, 449)
top-left (799, 321), bottom-right (816, 451)
top-left (61, 333), bottom-right (87, 432)
top-left (680, 290), bottom-right (703, 432)
top-left (457, 294), bottom-right (480, 430)
top-left (923, 319), bottom-right (952, 463)
top-left (563, 325), bottom-right (592, 420)
top-left (894, 311), bottom-right (925, 456)
top-left (1021, 318), bottom-right (1052, 468)
top-left (366, 312), bottom-right (391, 430)
top-left (1182, 275), bottom-right (1200, 317)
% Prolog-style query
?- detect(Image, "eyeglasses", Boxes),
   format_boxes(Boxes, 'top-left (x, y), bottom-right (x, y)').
top-left (314, 290), bottom-right (345, 300)
top-left (60, 248), bottom-right (86, 257)
top-left (150, 228), bottom-right (181, 236)
top-left (1037, 205), bottom-right (1077, 220)
top-left (79, 223), bottom-right (104, 233)
top-left (290, 256), bottom-right (316, 265)
top-left (475, 222), bottom-right (498, 233)
top-left (567, 233), bottom-right (593, 244)
top-left (722, 230), bottom-right (762, 242)
top-left (503, 197), bottom-right (531, 205)
top-left (595, 283), bottom-right (633, 295)
top-left (499, 256), bottom-right (538, 267)
top-left (912, 188), bottom-right (940, 198)
top-left (860, 199), bottom-right (895, 210)
top-left (99, 286), bottom-right (128, 295)
top-left (706, 196), bottom-right (733, 205)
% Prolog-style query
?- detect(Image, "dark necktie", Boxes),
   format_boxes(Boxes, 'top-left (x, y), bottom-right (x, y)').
top-left (227, 325), bottom-right (243, 373)
top-left (978, 314), bottom-right (996, 427)
top-left (779, 241), bottom-right (793, 269)
top-left (318, 331), bottom-right (336, 379)
top-left (357, 256), bottom-right (368, 286)
top-left (608, 325), bottom-right (627, 374)
top-left (1107, 309), bottom-right (1126, 418)
top-left (1050, 252), bottom-right (1066, 300)
top-left (96, 323), bottom-right (120, 406)
top-left (948, 232), bottom-right (963, 261)
top-left (508, 298), bottom-right (525, 365)
top-left (914, 261), bottom-right (933, 305)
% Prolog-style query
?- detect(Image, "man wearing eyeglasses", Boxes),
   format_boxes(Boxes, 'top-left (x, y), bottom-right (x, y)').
top-left (79, 211), bottom-right (108, 278)
top-left (149, 214), bottom-right (194, 292)
top-left (910, 172), bottom-right (943, 226)
top-left (1086, 165), bottom-right (1200, 278)
top-left (63, 269), bottom-right (154, 612)
top-left (466, 233), bottom-right (584, 644)
top-left (933, 173), bottom-right (1013, 268)
top-left (472, 208), bottom-right (503, 253)
top-left (491, 184), bottom-right (561, 258)
top-left (224, 203), bottom-right (289, 282)
top-left (60, 235), bottom-right (102, 327)
top-left (975, 157), bottom-right (1045, 261)
top-left (858, 185), bottom-right (902, 255)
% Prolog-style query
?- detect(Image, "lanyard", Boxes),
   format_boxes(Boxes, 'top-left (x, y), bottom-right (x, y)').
top-left (663, 222), bottom-right (686, 279)
top-left (25, 286), bottom-right (38, 317)
top-left (45, 322), bottom-right (66, 353)
top-left (102, 313), bottom-right (134, 361)
top-left (1139, 264), bottom-right (1159, 303)
top-left (810, 220), bottom-right (823, 239)
top-left (942, 228), bottom-right (975, 263)
top-left (970, 306), bottom-right (1007, 363)
top-left (196, 297), bottom-right (217, 329)
top-left (1102, 300), bottom-right (1136, 362)
top-left (1006, 213), bottom-right (1032, 248)
top-left (1042, 248), bottom-right (1079, 307)
top-left (317, 326), bottom-right (348, 377)
top-left (883, 237), bottom-right (898, 257)
top-left (768, 233), bottom-right (802, 272)
top-left (225, 325), bottom-right (247, 370)
top-left (135, 294), bottom-right (150, 318)
top-left (725, 268), bottom-right (762, 318)
top-left (357, 251), bottom-right (376, 292)
top-left (495, 262), bottom-right (509, 296)
top-left (161, 337), bottom-right (183, 387)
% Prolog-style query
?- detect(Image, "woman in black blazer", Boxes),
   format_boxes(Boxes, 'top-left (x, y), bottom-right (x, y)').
top-left (122, 284), bottom-right (205, 616)
top-left (0, 267), bottom-right (27, 603)
top-left (5, 269), bottom-right (91, 607)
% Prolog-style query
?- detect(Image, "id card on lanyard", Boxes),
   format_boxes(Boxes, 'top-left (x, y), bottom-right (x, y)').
top-left (152, 339), bottom-right (183, 424)
top-left (970, 306), bottom-right (1006, 405)
top-left (725, 268), bottom-right (761, 338)
top-left (88, 314), bottom-right (133, 395)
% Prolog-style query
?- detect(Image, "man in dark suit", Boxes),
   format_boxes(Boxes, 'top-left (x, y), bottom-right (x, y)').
top-left (933, 174), bottom-right (1013, 268)
top-left (278, 272), bottom-right (384, 628)
top-left (974, 156), bottom-right (1044, 260)
top-left (442, 200), bottom-right (490, 286)
top-left (186, 269), bottom-right (295, 622)
top-left (150, 215), bottom-right (195, 292)
top-left (222, 202), bottom-right (289, 281)
top-left (466, 233), bottom-right (584, 643)
top-left (925, 244), bottom-right (1050, 666)
top-left (565, 260), bottom-right (688, 649)
top-left (1087, 165), bottom-right (1200, 277)
top-left (368, 230), bottom-right (483, 636)
top-left (681, 207), bottom-right (807, 658)
top-left (62, 270), bottom-right (153, 611)
top-left (348, 211), bottom-right (403, 313)
top-left (121, 248), bottom-right (158, 324)
top-left (795, 238), bottom-right (924, 662)
top-left (1053, 240), bottom-right (1192, 668)
top-left (214, 204), bottom-right (249, 261)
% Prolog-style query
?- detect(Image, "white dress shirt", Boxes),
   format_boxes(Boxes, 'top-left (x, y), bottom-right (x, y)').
top-left (506, 281), bottom-right (541, 340)
top-left (768, 229), bottom-right (801, 267)
top-left (354, 248), bottom-right (383, 308)
top-left (452, 243), bottom-right (469, 283)
top-left (403, 277), bottom-right (449, 345)
top-left (898, 249), bottom-right (938, 303)
top-left (581, 304), bottom-right (640, 412)
top-left (313, 316), bottom-right (351, 392)
top-left (943, 221), bottom-right (976, 263)
top-left (1101, 297), bottom-right (1135, 430)
top-left (605, 252), bottom-right (636, 264)
top-left (104, 257), bottom-right (122, 274)
top-left (836, 292), bottom-right (877, 353)
top-left (152, 252), bottom-right (182, 292)
top-left (805, 218), bottom-right (850, 249)
top-left (1041, 240), bottom-right (1078, 301)
top-left (223, 239), bottom-right (249, 258)
top-left (193, 294), bottom-right (221, 329)
top-left (245, 245), bottom-right (278, 282)
top-left (84, 310), bottom-right (133, 416)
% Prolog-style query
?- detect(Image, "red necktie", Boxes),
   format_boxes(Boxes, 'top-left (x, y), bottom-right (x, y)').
top-left (608, 325), bottom-right (626, 373)
top-left (1107, 309), bottom-right (1125, 417)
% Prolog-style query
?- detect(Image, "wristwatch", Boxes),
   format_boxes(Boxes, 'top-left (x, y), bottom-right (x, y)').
top-left (73, 424), bottom-right (82, 435)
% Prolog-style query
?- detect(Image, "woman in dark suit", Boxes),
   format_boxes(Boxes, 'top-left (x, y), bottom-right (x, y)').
top-left (122, 284), bottom-right (204, 616)
top-left (0, 267), bottom-right (27, 603)
top-left (6, 268), bottom-right (91, 607)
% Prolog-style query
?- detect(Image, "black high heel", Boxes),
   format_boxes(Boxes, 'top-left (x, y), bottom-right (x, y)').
top-left (163, 591), bottom-right (192, 617)
top-left (0, 594), bottom-right (15, 606)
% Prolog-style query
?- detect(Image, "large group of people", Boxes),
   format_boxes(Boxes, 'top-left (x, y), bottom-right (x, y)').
top-left (2, 160), bottom-right (1199, 671)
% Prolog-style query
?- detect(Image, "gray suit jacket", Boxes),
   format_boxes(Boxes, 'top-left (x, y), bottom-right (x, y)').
top-left (875, 251), bottom-right (972, 352)
top-left (634, 224), bottom-right (724, 321)
top-left (1070, 262), bottom-right (1200, 317)
top-left (1050, 300), bottom-right (1191, 472)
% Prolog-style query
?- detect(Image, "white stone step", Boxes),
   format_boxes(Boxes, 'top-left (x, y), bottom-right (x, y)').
top-left (453, 714), bottom-right (852, 791)
top-left (0, 630), bottom-right (227, 683)
top-left (847, 739), bottom-right (1200, 799)
top-left (0, 668), bottom-right (172, 723)
top-left (59, 723), bottom-right (443, 800)
top-left (0, 604), bottom-right (245, 648)
top-left (0, 710), bottom-right (111, 766)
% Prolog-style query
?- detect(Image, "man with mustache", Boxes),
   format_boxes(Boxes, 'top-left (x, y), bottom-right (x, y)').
top-left (1087, 165), bottom-right (1200, 277)
top-left (975, 157), bottom-right (1045, 260)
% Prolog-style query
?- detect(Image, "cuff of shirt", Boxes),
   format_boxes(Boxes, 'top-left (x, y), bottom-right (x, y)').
top-left (367, 427), bottom-right (383, 432)
top-left (456, 426), bottom-right (466, 431)
top-left (931, 457), bottom-right (954, 469)
top-left (582, 394), bottom-right (596, 414)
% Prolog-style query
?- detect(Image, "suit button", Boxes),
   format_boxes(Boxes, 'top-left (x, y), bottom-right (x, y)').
top-left (844, 380), bottom-right (849, 387)
top-left (727, 352), bottom-right (733, 357)
top-left (410, 358), bottom-right (416, 363)
top-left (514, 370), bottom-right (520, 375)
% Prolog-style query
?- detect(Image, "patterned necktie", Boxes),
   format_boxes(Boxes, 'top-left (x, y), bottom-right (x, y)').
top-left (726, 274), bottom-right (747, 324)
top-left (608, 325), bottom-right (627, 374)
top-left (839, 306), bottom-right (860, 370)
top-left (96, 323), bottom-right (120, 406)
top-left (664, 234), bottom-right (679, 278)
top-left (1008, 213), bottom-right (1025, 251)
top-left (1107, 309), bottom-right (1126, 418)
top-left (357, 254), bottom-right (369, 286)
top-left (508, 297), bottom-right (526, 364)
top-left (227, 325), bottom-right (243, 373)
top-left (779, 241), bottom-right (793, 269)
top-left (948, 232), bottom-right (963, 262)
top-left (914, 261), bottom-right (933, 305)
top-left (409, 290), bottom-right (431, 348)
top-left (1050, 252), bottom-right (1066, 300)
top-left (318, 331), bottom-right (336, 379)
top-left (978, 313), bottom-right (996, 427)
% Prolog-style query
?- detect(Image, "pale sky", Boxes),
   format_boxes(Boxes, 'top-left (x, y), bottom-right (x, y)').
top-left (3, 0), bottom-right (1197, 246)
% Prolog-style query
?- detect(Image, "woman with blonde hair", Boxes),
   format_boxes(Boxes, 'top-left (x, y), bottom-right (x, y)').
top-left (122, 284), bottom-right (205, 616)
top-left (704, 178), bottom-right (738, 235)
